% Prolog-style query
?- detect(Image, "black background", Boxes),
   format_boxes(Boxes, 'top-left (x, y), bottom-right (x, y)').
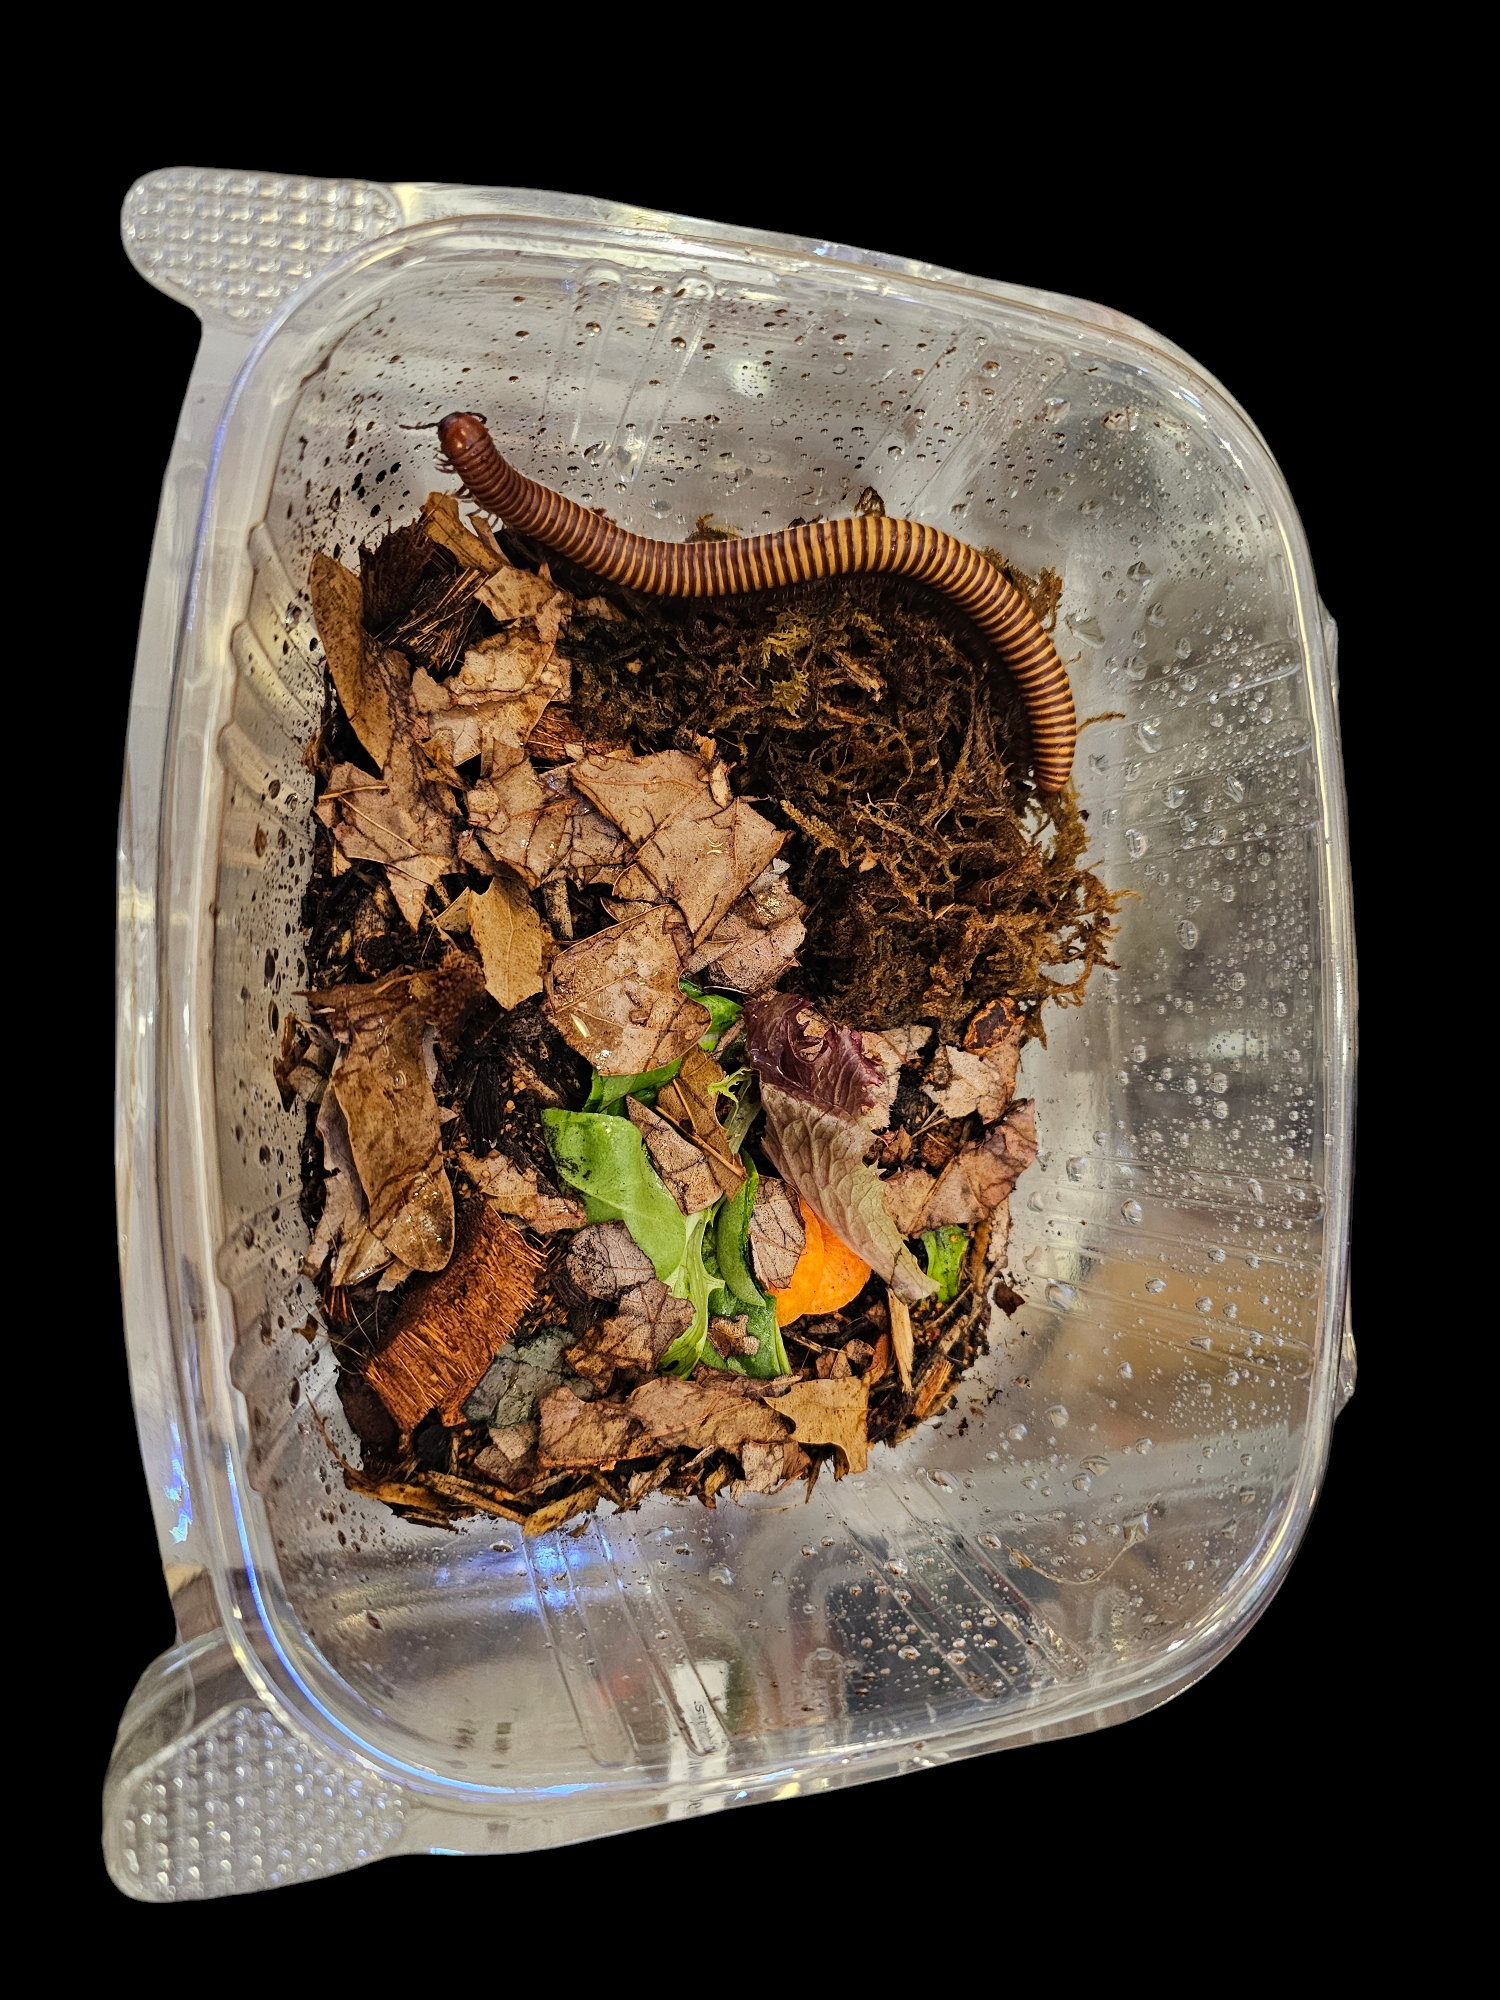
top-left (72, 124), bottom-right (1400, 1939)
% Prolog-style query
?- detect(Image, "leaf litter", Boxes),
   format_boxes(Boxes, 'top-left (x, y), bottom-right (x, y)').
top-left (292, 483), bottom-right (1119, 1532)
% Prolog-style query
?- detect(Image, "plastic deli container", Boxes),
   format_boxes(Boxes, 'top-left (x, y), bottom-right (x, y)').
top-left (110, 169), bottom-right (1356, 1901)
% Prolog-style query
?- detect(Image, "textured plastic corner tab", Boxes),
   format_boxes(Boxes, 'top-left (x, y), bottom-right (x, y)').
top-left (120, 166), bottom-right (403, 329)
top-left (103, 1632), bottom-right (406, 1901)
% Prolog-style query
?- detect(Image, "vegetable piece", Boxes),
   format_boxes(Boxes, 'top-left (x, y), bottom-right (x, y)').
top-left (772, 1198), bottom-right (872, 1327)
top-left (921, 1226), bottom-right (969, 1305)
top-left (711, 1162), bottom-right (792, 1377)
top-left (542, 1109), bottom-right (718, 1375)
top-left (758, 1081), bottom-right (936, 1304)
top-left (679, 978), bottom-right (742, 1050)
top-left (583, 1059), bottom-right (683, 1113)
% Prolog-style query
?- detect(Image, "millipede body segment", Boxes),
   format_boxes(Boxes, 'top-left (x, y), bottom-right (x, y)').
top-left (437, 412), bottom-right (1076, 792)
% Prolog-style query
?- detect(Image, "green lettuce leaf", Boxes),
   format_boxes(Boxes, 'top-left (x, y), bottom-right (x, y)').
top-left (711, 1160), bottom-right (791, 1378)
top-left (921, 1225), bottom-right (969, 1305)
top-left (679, 978), bottom-right (743, 1051)
top-left (542, 1108), bottom-right (717, 1374)
top-left (583, 1059), bottom-right (683, 1114)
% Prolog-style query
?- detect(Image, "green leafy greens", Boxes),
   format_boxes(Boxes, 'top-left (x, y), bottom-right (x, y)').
top-left (921, 1225), bottom-right (970, 1305)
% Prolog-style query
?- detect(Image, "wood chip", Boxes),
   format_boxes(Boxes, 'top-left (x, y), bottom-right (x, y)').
top-left (365, 1202), bottom-right (544, 1429)
top-left (523, 1486), bottom-right (603, 1537)
top-left (469, 875), bottom-right (546, 1009)
top-left (888, 1288), bottom-right (915, 1395)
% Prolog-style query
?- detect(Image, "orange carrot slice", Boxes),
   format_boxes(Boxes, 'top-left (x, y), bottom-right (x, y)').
top-left (773, 1198), bottom-right (871, 1326)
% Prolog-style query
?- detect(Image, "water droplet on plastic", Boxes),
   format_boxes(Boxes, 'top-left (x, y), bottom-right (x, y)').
top-left (1121, 1199), bottom-right (1143, 1225)
top-left (1131, 1044), bottom-right (1147, 1063)
top-left (1165, 783), bottom-right (1187, 808)
top-left (1045, 1405), bottom-right (1069, 1428)
top-left (1226, 775), bottom-right (1246, 802)
top-left (1127, 560), bottom-right (1152, 582)
top-left (1072, 1473), bottom-right (1093, 1492)
top-left (815, 1646), bottom-right (835, 1661)
top-left (1125, 828), bottom-right (1149, 859)
top-left (1007, 1424), bottom-right (1028, 1441)
top-left (1137, 720), bottom-right (1163, 754)
top-left (1046, 1282), bottom-right (1076, 1310)
top-left (1118, 1361), bottom-right (1134, 1379)
top-left (1177, 919), bottom-right (1200, 948)
top-left (1145, 1276), bottom-right (1167, 1294)
top-left (1195, 1300), bottom-right (1214, 1317)
top-left (1136, 1437), bottom-right (1153, 1453)
top-left (1175, 638), bottom-right (1193, 659)
top-left (898, 1645), bottom-right (919, 1660)
top-left (1066, 1156), bottom-right (1089, 1182)
top-left (1067, 613), bottom-right (1105, 644)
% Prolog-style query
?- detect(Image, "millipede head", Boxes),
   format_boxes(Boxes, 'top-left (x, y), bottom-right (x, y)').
top-left (437, 411), bottom-right (489, 459)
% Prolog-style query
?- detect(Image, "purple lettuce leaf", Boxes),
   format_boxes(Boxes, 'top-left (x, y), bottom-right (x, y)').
top-left (743, 992), bottom-right (897, 1129)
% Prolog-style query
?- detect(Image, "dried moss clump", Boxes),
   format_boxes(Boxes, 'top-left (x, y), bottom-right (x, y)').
top-left (567, 573), bottom-right (1121, 1035)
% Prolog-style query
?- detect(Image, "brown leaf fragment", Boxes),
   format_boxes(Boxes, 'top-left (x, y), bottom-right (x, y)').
top-left (457, 628), bottom-right (556, 697)
top-left (611, 790), bottom-right (786, 943)
top-left (912, 1357), bottom-right (955, 1422)
top-left (566, 1222), bottom-right (658, 1299)
top-left (330, 1007), bottom-right (451, 1272)
top-left (655, 1047), bottom-right (744, 1196)
top-left (569, 748), bottom-right (707, 844)
top-left (478, 562), bottom-right (570, 629)
top-left (735, 1438), bottom-right (812, 1495)
top-left (709, 1314), bottom-right (759, 1360)
top-left (457, 1150), bottom-right (586, 1232)
top-left (421, 491), bottom-right (505, 574)
top-left (469, 875), bottom-right (546, 1008)
top-left (625, 1098), bottom-right (720, 1213)
top-left (537, 1387), bottom-right (651, 1467)
top-left (843, 1338), bottom-right (876, 1372)
top-left (690, 906), bottom-right (807, 994)
top-left (545, 904), bottom-right (709, 1074)
top-left (960, 1100), bottom-right (1039, 1212)
top-left (365, 1202), bottom-right (545, 1429)
top-left (467, 760), bottom-right (549, 883)
top-left (767, 1377), bottom-right (869, 1474)
top-left (924, 1152), bottom-right (984, 1229)
top-left (308, 552), bottom-right (399, 768)
top-left (420, 1472), bottom-right (528, 1522)
top-left (887, 1289), bottom-right (914, 1394)
top-left (566, 1280), bottom-right (697, 1391)
top-left (815, 1349), bottom-right (852, 1379)
top-left (881, 1167), bottom-right (939, 1239)
top-left (302, 1080), bottom-right (394, 1287)
top-left (747, 1175), bottom-right (807, 1293)
top-left (523, 1486), bottom-right (602, 1536)
top-left (627, 1378), bottom-right (792, 1452)
top-left (923, 1013), bottom-right (1024, 1122)
top-left (474, 1419), bottom-right (539, 1489)
top-left (881, 1025), bottom-right (933, 1065)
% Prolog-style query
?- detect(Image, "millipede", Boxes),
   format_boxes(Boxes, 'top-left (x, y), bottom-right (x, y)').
top-left (437, 412), bottom-right (1077, 793)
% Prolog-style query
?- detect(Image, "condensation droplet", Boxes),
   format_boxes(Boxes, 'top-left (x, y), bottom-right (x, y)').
top-left (1126, 828), bottom-right (1149, 859)
top-left (1045, 1405), bottom-right (1070, 1428)
top-left (1121, 1200), bottom-right (1143, 1224)
top-left (1177, 919), bottom-right (1200, 948)
top-left (1145, 1276), bottom-right (1167, 1294)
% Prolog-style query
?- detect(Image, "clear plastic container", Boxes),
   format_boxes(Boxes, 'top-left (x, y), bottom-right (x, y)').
top-left (109, 169), bottom-right (1356, 1900)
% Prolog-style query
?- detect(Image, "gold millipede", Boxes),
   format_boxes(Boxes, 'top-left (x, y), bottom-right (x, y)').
top-left (437, 412), bottom-right (1077, 793)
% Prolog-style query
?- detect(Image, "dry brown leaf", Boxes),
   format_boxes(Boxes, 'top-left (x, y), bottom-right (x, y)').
top-left (709, 1314), bottom-right (759, 1359)
top-left (923, 1043), bottom-right (1020, 1124)
top-left (421, 491), bottom-right (504, 574)
top-left (736, 1438), bottom-right (812, 1495)
top-left (881, 1167), bottom-right (939, 1239)
top-left (656, 1047), bottom-right (744, 1196)
top-left (880, 1025), bottom-right (933, 1065)
top-left (478, 564), bottom-right (566, 625)
top-left (456, 628), bottom-right (556, 697)
top-left (331, 1004), bottom-right (451, 1271)
top-left (814, 1349), bottom-right (853, 1378)
top-left (959, 1100), bottom-right (1039, 1212)
top-left (627, 1378), bottom-right (791, 1452)
top-left (912, 1358), bottom-right (955, 1422)
top-left (565, 1280), bottom-right (695, 1390)
top-left (747, 1176), bottom-right (806, 1293)
top-left (612, 791), bottom-right (785, 943)
top-left (545, 905), bottom-right (709, 1074)
top-left (365, 1202), bottom-right (544, 1429)
top-left (469, 876), bottom-right (546, 1009)
top-left (537, 1388), bottom-right (650, 1467)
top-left (456, 1150), bottom-right (586, 1232)
top-left (301, 1077), bottom-right (393, 1288)
top-left (887, 1289), bottom-right (914, 1395)
top-left (308, 552), bottom-right (399, 768)
top-left (569, 749), bottom-right (707, 845)
top-left (565, 1223), bottom-right (656, 1299)
top-left (767, 1376), bottom-right (869, 1474)
top-left (625, 1098), bottom-right (720, 1213)
top-left (474, 1420), bottom-right (539, 1489)
top-left (924, 1152), bottom-right (984, 1229)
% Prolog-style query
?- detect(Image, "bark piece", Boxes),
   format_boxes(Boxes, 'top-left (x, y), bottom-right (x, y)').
top-left (545, 905), bottom-right (709, 1074)
top-left (365, 1203), bottom-right (545, 1429)
top-left (457, 1150), bottom-right (586, 1232)
top-left (747, 1175), bottom-right (806, 1293)
top-left (625, 1098), bottom-right (719, 1213)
